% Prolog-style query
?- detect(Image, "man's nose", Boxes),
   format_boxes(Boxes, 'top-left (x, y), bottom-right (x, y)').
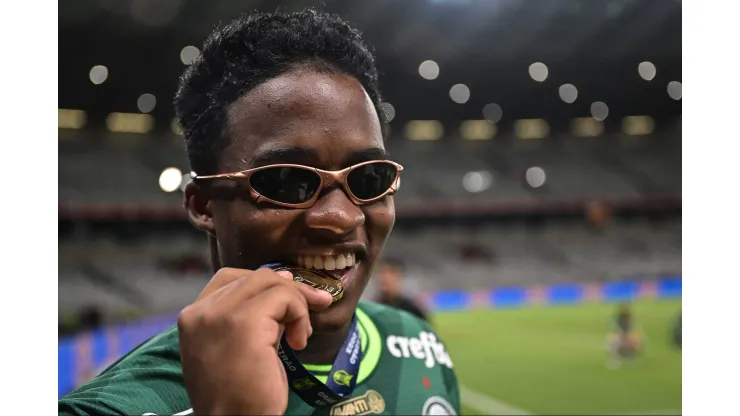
top-left (303, 187), bottom-right (365, 239)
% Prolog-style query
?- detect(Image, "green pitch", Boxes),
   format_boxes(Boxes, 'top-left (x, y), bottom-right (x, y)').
top-left (433, 299), bottom-right (682, 415)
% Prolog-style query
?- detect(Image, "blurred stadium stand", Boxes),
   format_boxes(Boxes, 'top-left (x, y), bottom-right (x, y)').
top-left (58, 0), bottom-right (681, 336)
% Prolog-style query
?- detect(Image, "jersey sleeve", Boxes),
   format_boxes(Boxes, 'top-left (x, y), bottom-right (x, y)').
top-left (58, 365), bottom-right (190, 416)
top-left (59, 327), bottom-right (191, 416)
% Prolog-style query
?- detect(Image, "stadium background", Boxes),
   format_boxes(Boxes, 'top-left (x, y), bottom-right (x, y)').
top-left (58, 0), bottom-right (682, 414)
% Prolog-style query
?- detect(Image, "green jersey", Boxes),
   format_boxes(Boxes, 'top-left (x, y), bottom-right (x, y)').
top-left (59, 301), bottom-right (460, 416)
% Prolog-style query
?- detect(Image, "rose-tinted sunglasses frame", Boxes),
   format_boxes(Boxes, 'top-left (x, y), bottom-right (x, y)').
top-left (191, 160), bottom-right (403, 208)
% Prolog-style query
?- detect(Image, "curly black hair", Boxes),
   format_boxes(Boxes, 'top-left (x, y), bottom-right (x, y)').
top-left (174, 9), bottom-right (387, 175)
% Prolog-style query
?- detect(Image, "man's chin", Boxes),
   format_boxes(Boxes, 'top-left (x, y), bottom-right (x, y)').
top-left (309, 300), bottom-right (359, 333)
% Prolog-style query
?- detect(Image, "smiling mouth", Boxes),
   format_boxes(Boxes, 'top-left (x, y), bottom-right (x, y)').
top-left (293, 254), bottom-right (359, 283)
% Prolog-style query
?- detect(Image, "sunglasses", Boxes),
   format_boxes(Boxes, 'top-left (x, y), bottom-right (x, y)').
top-left (191, 160), bottom-right (403, 208)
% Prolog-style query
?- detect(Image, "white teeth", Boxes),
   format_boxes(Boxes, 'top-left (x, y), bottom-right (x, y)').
top-left (335, 255), bottom-right (346, 270)
top-left (296, 254), bottom-right (357, 271)
top-left (313, 255), bottom-right (324, 269)
top-left (324, 256), bottom-right (336, 270)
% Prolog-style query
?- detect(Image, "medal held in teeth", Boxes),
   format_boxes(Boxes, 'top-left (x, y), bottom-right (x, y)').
top-left (272, 266), bottom-right (345, 303)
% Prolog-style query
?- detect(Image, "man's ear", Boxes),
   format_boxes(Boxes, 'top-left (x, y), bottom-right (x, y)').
top-left (185, 180), bottom-right (215, 235)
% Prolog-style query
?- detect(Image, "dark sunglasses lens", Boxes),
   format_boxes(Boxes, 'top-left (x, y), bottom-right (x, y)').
top-left (347, 162), bottom-right (398, 200)
top-left (249, 167), bottom-right (321, 204)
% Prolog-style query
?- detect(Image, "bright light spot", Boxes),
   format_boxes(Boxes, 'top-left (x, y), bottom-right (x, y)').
top-left (460, 120), bottom-right (496, 140)
top-left (449, 84), bottom-right (470, 104)
top-left (528, 62), bottom-right (549, 82)
top-left (571, 117), bottom-right (604, 137)
top-left (180, 45), bottom-right (200, 65)
top-left (159, 167), bottom-right (183, 193)
top-left (380, 102), bottom-right (396, 122)
top-left (515, 119), bottom-right (550, 139)
top-left (58, 109), bottom-right (87, 129)
top-left (482, 103), bottom-right (503, 123)
top-left (105, 112), bottom-right (155, 133)
top-left (667, 81), bottom-right (682, 100)
top-left (558, 84), bottom-right (578, 103)
top-left (418, 60), bottom-right (440, 80)
top-left (405, 120), bottom-right (444, 141)
top-left (179, 173), bottom-right (191, 192)
top-left (137, 93), bottom-right (157, 113)
top-left (622, 116), bottom-right (655, 135)
top-left (638, 61), bottom-right (657, 81)
top-left (525, 167), bottom-right (546, 188)
top-left (89, 65), bottom-right (109, 85)
top-left (462, 171), bottom-right (493, 193)
top-left (590, 101), bottom-right (609, 121)
top-left (171, 118), bottom-right (183, 136)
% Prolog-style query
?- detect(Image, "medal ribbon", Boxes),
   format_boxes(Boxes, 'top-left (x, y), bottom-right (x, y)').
top-left (261, 263), bottom-right (362, 408)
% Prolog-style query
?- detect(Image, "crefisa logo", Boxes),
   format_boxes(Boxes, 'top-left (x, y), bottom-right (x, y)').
top-left (386, 331), bottom-right (454, 368)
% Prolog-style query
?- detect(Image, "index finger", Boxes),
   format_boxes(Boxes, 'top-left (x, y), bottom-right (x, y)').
top-left (195, 267), bottom-right (262, 301)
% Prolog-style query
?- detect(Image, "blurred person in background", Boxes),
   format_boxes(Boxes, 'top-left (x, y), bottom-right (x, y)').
top-left (59, 9), bottom-right (459, 416)
top-left (376, 259), bottom-right (429, 322)
top-left (606, 303), bottom-right (643, 369)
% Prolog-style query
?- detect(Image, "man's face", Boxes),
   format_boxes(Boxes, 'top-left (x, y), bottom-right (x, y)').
top-left (190, 68), bottom-right (395, 332)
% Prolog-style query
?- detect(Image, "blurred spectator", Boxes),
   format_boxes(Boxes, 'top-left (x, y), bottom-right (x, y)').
top-left (78, 305), bottom-right (103, 331)
top-left (459, 241), bottom-right (495, 262)
top-left (376, 259), bottom-right (429, 322)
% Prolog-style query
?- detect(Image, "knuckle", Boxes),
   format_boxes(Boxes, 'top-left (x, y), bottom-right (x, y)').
top-left (214, 267), bottom-right (239, 278)
top-left (177, 304), bottom-right (198, 331)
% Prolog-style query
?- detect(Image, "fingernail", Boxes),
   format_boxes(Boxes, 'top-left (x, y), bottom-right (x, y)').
top-left (276, 270), bottom-right (293, 279)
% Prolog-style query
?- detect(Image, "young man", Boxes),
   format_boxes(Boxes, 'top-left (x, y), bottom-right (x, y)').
top-left (376, 259), bottom-right (429, 322)
top-left (606, 303), bottom-right (642, 368)
top-left (59, 10), bottom-right (460, 416)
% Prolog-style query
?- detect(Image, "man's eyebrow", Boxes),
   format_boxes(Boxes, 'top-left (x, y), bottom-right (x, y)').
top-left (345, 148), bottom-right (391, 165)
top-left (243, 147), bottom-right (319, 167)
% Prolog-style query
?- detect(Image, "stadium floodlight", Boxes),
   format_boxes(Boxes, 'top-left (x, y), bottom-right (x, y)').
top-left (590, 102), bottom-right (609, 121)
top-left (58, 109), bottom-right (87, 130)
top-left (462, 171), bottom-right (493, 193)
top-left (418, 60), bottom-right (440, 80)
top-left (105, 113), bottom-right (155, 134)
top-left (559, 84), bottom-right (578, 104)
top-left (405, 120), bottom-right (444, 141)
top-left (159, 167), bottom-right (183, 193)
top-left (460, 120), bottom-right (496, 140)
top-left (529, 62), bottom-right (548, 82)
top-left (525, 166), bottom-right (546, 188)
top-left (638, 61), bottom-right (657, 81)
top-left (89, 65), bottom-right (109, 85)
top-left (171, 119), bottom-right (183, 136)
top-left (449, 84), bottom-right (470, 104)
top-left (667, 81), bottom-right (682, 100)
top-left (622, 116), bottom-right (655, 136)
top-left (180, 46), bottom-right (200, 65)
top-left (482, 103), bottom-right (503, 123)
top-left (515, 119), bottom-right (549, 140)
top-left (571, 117), bottom-right (604, 137)
top-left (137, 94), bottom-right (157, 114)
top-left (380, 102), bottom-right (396, 122)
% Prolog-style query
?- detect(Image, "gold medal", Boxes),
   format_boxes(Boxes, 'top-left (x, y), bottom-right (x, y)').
top-left (273, 266), bottom-right (344, 303)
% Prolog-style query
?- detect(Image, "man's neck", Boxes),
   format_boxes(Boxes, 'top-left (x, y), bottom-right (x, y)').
top-left (295, 320), bottom-right (352, 365)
